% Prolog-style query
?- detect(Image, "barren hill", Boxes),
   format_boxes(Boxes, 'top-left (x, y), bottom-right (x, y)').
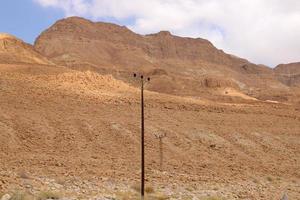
top-left (0, 33), bottom-right (52, 65)
top-left (34, 17), bottom-right (293, 102)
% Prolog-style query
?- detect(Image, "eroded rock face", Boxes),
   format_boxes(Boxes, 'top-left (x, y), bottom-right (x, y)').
top-left (34, 17), bottom-right (245, 69)
top-left (275, 62), bottom-right (300, 86)
top-left (34, 17), bottom-right (292, 99)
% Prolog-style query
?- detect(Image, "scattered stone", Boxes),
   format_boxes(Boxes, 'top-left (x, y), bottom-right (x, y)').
top-left (1, 194), bottom-right (11, 200)
top-left (281, 193), bottom-right (288, 200)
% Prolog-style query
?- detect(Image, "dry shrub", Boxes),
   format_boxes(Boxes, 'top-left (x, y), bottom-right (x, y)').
top-left (266, 176), bottom-right (273, 182)
top-left (10, 191), bottom-right (31, 200)
top-left (37, 191), bottom-right (60, 200)
top-left (202, 197), bottom-right (223, 200)
top-left (150, 194), bottom-right (170, 200)
top-left (131, 184), bottom-right (140, 193)
top-left (131, 184), bottom-right (155, 194)
top-left (116, 191), bottom-right (139, 200)
top-left (145, 186), bottom-right (155, 194)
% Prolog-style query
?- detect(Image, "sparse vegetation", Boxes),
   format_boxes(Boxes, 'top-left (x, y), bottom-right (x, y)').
top-left (10, 191), bottom-right (31, 200)
top-left (37, 191), bottom-right (60, 200)
top-left (186, 186), bottom-right (194, 192)
top-left (201, 197), bottom-right (223, 200)
top-left (131, 184), bottom-right (140, 193)
top-left (145, 186), bottom-right (155, 194)
top-left (266, 176), bottom-right (273, 182)
top-left (151, 194), bottom-right (170, 200)
top-left (117, 188), bottom-right (169, 200)
top-left (131, 184), bottom-right (155, 194)
top-left (116, 191), bottom-right (138, 200)
top-left (181, 194), bottom-right (194, 200)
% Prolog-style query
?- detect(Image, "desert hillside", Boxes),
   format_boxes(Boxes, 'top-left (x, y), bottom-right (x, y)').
top-left (0, 63), bottom-right (299, 199)
top-left (0, 20), bottom-right (299, 200)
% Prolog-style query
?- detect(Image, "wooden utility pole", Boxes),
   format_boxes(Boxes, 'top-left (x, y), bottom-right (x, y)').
top-left (133, 73), bottom-right (150, 200)
top-left (155, 133), bottom-right (167, 172)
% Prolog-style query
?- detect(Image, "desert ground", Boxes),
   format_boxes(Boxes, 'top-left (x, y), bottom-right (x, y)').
top-left (0, 64), bottom-right (299, 200)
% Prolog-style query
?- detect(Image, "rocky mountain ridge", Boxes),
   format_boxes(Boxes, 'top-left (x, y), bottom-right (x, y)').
top-left (0, 17), bottom-right (299, 102)
top-left (33, 17), bottom-right (300, 102)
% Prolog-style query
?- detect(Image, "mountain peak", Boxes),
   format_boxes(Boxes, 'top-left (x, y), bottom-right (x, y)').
top-left (147, 31), bottom-right (172, 37)
top-left (157, 30), bottom-right (172, 36)
top-left (60, 16), bottom-right (92, 23)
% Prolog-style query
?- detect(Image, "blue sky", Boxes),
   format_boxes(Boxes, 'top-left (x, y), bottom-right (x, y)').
top-left (0, 0), bottom-right (132, 44)
top-left (0, 0), bottom-right (64, 44)
top-left (1, 0), bottom-right (300, 66)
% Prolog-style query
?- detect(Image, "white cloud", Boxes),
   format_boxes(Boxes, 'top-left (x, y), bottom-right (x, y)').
top-left (34, 0), bottom-right (300, 67)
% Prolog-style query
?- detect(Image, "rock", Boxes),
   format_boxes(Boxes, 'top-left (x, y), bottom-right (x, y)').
top-left (1, 194), bottom-right (11, 200)
top-left (281, 193), bottom-right (288, 200)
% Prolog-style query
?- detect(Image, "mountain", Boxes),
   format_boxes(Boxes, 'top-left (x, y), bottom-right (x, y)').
top-left (0, 33), bottom-right (52, 65)
top-left (34, 17), bottom-right (292, 101)
top-left (275, 62), bottom-right (300, 86)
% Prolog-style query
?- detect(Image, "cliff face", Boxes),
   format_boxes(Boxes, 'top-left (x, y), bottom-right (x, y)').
top-left (34, 17), bottom-right (291, 99)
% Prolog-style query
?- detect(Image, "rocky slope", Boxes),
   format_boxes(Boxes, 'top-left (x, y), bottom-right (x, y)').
top-left (34, 17), bottom-right (293, 101)
top-left (0, 64), bottom-right (299, 199)
top-left (0, 33), bottom-right (52, 65)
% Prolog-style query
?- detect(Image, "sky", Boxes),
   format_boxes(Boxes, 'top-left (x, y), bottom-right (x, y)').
top-left (1, 0), bottom-right (300, 67)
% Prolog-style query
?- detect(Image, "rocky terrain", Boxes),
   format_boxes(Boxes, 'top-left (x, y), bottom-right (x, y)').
top-left (0, 17), bottom-right (299, 200)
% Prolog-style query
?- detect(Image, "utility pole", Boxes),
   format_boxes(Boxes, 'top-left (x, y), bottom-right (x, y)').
top-left (155, 133), bottom-right (167, 172)
top-left (133, 73), bottom-right (150, 200)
